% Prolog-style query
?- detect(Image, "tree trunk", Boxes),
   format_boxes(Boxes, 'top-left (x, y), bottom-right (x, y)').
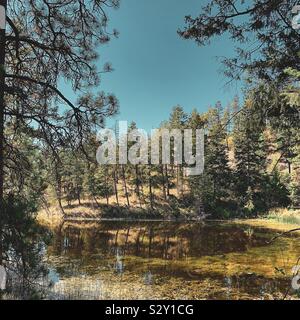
top-left (180, 166), bottom-right (184, 198)
top-left (113, 168), bottom-right (119, 206)
top-left (77, 188), bottom-right (81, 206)
top-left (160, 165), bottom-right (167, 201)
top-left (115, 229), bottom-right (119, 246)
top-left (122, 165), bottom-right (130, 207)
top-left (287, 160), bottom-right (291, 175)
top-left (57, 194), bottom-right (65, 216)
top-left (165, 165), bottom-right (170, 198)
top-left (0, 0), bottom-right (7, 266)
top-left (177, 165), bottom-right (180, 196)
top-left (148, 227), bottom-right (154, 257)
top-left (148, 165), bottom-right (154, 210)
top-left (93, 196), bottom-right (100, 208)
top-left (104, 170), bottom-right (109, 205)
top-left (135, 165), bottom-right (142, 207)
top-left (177, 165), bottom-right (183, 197)
top-left (124, 227), bottom-right (130, 255)
top-left (55, 167), bottom-right (65, 216)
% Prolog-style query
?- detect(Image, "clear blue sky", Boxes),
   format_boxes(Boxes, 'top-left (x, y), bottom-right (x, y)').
top-left (92, 0), bottom-right (242, 131)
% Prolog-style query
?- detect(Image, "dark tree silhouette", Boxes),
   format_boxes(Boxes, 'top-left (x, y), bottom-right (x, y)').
top-left (179, 0), bottom-right (300, 82)
top-left (0, 0), bottom-right (120, 264)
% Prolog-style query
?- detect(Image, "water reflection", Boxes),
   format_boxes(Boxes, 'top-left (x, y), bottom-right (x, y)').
top-left (144, 271), bottom-right (153, 285)
top-left (1, 217), bottom-right (52, 300)
top-left (114, 248), bottom-right (124, 274)
top-left (44, 221), bottom-right (300, 300)
top-left (50, 222), bottom-right (263, 259)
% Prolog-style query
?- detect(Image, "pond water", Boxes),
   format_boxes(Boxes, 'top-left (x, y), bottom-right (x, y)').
top-left (43, 221), bottom-right (300, 300)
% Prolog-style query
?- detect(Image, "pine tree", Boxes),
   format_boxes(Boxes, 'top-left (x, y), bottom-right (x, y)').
top-left (167, 106), bottom-right (187, 198)
top-left (233, 99), bottom-right (268, 214)
top-left (189, 105), bottom-right (232, 217)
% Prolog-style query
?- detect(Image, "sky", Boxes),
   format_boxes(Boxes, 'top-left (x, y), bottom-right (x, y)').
top-left (79, 0), bottom-right (243, 131)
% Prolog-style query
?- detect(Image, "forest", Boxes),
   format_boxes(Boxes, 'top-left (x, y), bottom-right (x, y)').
top-left (0, 0), bottom-right (300, 301)
top-left (31, 96), bottom-right (299, 221)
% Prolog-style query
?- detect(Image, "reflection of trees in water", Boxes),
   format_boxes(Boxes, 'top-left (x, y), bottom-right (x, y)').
top-left (46, 221), bottom-right (297, 300)
top-left (1, 197), bottom-right (52, 299)
top-left (50, 222), bottom-right (266, 262)
top-left (222, 273), bottom-right (289, 300)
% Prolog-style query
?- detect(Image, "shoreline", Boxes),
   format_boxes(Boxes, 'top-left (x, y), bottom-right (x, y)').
top-left (63, 217), bottom-right (216, 222)
top-left (38, 215), bottom-right (300, 235)
top-left (37, 202), bottom-right (300, 232)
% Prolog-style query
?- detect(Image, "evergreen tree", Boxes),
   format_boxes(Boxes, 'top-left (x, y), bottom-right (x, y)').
top-left (189, 104), bottom-right (232, 217)
top-left (233, 100), bottom-right (267, 214)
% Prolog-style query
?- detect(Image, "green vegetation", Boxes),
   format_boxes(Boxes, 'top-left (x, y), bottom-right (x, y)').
top-left (0, 0), bottom-right (300, 300)
top-left (43, 221), bottom-right (300, 300)
top-left (1, 195), bottom-right (51, 299)
top-left (37, 98), bottom-right (298, 221)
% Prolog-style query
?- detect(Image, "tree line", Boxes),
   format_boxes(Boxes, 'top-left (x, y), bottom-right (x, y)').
top-left (17, 85), bottom-right (298, 219)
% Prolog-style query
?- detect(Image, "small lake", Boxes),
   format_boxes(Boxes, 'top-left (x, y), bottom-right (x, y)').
top-left (43, 221), bottom-right (300, 300)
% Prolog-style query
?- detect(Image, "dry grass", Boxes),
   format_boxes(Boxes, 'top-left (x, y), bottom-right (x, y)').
top-left (37, 182), bottom-right (194, 228)
top-left (233, 208), bottom-right (300, 233)
top-left (266, 208), bottom-right (300, 226)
